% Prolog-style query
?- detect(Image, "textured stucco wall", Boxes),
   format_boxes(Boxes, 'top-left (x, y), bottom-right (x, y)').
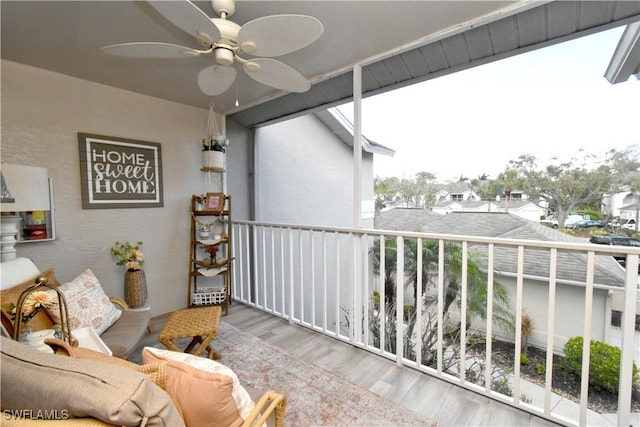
top-left (1, 60), bottom-right (250, 316)
top-left (255, 114), bottom-right (374, 228)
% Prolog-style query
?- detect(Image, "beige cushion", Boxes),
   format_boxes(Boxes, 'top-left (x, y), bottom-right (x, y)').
top-left (0, 336), bottom-right (184, 426)
top-left (143, 346), bottom-right (255, 427)
top-left (46, 269), bottom-right (121, 335)
top-left (100, 308), bottom-right (151, 359)
top-left (0, 268), bottom-right (60, 336)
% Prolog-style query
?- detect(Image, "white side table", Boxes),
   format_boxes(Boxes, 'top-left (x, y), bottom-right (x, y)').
top-left (72, 326), bottom-right (112, 355)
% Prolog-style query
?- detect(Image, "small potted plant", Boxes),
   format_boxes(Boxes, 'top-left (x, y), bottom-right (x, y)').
top-left (195, 194), bottom-right (206, 211)
top-left (200, 224), bottom-right (211, 239)
top-left (202, 134), bottom-right (229, 169)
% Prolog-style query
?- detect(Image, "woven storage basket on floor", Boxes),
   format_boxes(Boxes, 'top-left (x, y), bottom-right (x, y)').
top-left (124, 269), bottom-right (147, 308)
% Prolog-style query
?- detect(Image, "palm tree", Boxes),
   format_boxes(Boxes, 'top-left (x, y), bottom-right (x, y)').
top-left (498, 168), bottom-right (520, 211)
top-left (370, 237), bottom-right (515, 363)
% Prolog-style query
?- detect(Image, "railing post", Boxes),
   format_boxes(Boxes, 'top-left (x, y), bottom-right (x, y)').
top-left (288, 227), bottom-right (294, 324)
top-left (579, 251), bottom-right (596, 426)
top-left (459, 241), bottom-right (468, 384)
top-left (513, 246), bottom-right (524, 403)
top-left (436, 240), bottom-right (444, 374)
top-left (379, 236), bottom-right (386, 353)
top-left (484, 243), bottom-right (494, 393)
top-left (396, 236), bottom-right (404, 366)
top-left (617, 253), bottom-right (639, 427)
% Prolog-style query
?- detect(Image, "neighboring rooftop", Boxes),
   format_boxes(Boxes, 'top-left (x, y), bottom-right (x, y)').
top-left (375, 209), bottom-right (627, 287)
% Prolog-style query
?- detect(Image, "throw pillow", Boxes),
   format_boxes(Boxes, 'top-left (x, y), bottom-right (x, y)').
top-left (45, 338), bottom-right (167, 390)
top-left (0, 268), bottom-right (60, 336)
top-left (143, 346), bottom-right (256, 427)
top-left (46, 269), bottom-right (121, 335)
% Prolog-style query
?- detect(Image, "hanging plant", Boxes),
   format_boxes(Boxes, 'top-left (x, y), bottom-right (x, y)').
top-left (202, 135), bottom-right (229, 152)
top-left (202, 102), bottom-right (229, 152)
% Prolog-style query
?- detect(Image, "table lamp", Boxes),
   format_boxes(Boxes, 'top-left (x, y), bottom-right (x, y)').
top-left (0, 164), bottom-right (51, 261)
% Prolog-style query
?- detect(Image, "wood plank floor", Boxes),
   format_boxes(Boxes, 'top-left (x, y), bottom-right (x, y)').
top-left (139, 303), bottom-right (560, 427)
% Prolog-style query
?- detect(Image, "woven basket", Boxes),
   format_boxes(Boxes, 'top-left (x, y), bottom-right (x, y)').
top-left (202, 151), bottom-right (224, 169)
top-left (192, 287), bottom-right (226, 306)
top-left (124, 269), bottom-right (147, 308)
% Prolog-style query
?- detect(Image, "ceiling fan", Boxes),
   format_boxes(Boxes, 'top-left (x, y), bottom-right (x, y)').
top-left (102, 0), bottom-right (324, 96)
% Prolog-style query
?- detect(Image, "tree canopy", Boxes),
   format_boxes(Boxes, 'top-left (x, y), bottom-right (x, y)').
top-left (508, 148), bottom-right (639, 227)
top-left (374, 147), bottom-right (640, 228)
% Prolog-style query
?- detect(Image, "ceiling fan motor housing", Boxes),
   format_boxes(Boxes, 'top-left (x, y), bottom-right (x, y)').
top-left (215, 47), bottom-right (235, 66)
top-left (211, 18), bottom-right (240, 44)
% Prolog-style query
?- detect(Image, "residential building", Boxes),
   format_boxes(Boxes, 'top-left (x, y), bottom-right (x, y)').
top-left (255, 109), bottom-right (394, 228)
top-left (431, 199), bottom-right (547, 222)
top-left (376, 209), bottom-right (626, 351)
top-left (603, 187), bottom-right (639, 218)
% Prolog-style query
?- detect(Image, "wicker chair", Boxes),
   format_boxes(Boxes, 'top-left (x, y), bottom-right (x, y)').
top-left (20, 339), bottom-right (287, 427)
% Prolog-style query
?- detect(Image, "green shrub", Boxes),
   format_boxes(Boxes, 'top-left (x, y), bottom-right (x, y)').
top-left (536, 363), bottom-right (546, 375)
top-left (520, 353), bottom-right (530, 365)
top-left (563, 337), bottom-right (639, 392)
top-left (520, 394), bottom-right (532, 404)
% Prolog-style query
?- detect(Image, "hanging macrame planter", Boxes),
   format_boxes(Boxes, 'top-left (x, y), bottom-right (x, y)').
top-left (203, 151), bottom-right (225, 169)
top-left (201, 102), bottom-right (228, 170)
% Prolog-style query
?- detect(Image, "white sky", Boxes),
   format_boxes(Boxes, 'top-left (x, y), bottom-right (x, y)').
top-left (338, 26), bottom-right (639, 182)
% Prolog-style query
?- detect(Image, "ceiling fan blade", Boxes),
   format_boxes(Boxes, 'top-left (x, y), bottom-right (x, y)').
top-left (238, 15), bottom-right (323, 57)
top-left (102, 42), bottom-right (204, 58)
top-left (243, 58), bottom-right (310, 93)
top-left (198, 65), bottom-right (237, 96)
top-left (147, 0), bottom-right (220, 46)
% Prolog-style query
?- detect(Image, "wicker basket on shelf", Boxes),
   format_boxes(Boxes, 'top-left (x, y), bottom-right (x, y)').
top-left (192, 287), bottom-right (226, 306)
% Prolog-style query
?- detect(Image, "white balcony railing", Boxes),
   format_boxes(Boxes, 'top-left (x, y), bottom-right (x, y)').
top-left (231, 220), bottom-right (639, 427)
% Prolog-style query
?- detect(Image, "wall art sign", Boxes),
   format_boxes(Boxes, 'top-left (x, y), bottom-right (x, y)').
top-left (78, 133), bottom-right (164, 209)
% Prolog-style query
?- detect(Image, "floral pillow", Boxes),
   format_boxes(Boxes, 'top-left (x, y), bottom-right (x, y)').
top-left (46, 269), bottom-right (121, 335)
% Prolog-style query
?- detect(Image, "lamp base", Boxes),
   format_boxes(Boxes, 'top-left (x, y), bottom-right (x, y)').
top-left (1, 214), bottom-right (21, 262)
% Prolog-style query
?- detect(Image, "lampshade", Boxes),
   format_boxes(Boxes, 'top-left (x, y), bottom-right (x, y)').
top-left (0, 164), bottom-right (50, 212)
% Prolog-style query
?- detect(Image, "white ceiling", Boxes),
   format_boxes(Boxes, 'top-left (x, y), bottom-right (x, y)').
top-left (2, 1), bottom-right (639, 126)
top-left (1, 1), bottom-right (524, 111)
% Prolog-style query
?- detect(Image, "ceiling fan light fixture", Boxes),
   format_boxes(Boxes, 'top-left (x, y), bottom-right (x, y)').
top-left (198, 65), bottom-right (237, 96)
top-left (215, 48), bottom-right (235, 66)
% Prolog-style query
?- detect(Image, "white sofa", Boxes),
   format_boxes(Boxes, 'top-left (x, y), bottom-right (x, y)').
top-left (0, 257), bottom-right (151, 359)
